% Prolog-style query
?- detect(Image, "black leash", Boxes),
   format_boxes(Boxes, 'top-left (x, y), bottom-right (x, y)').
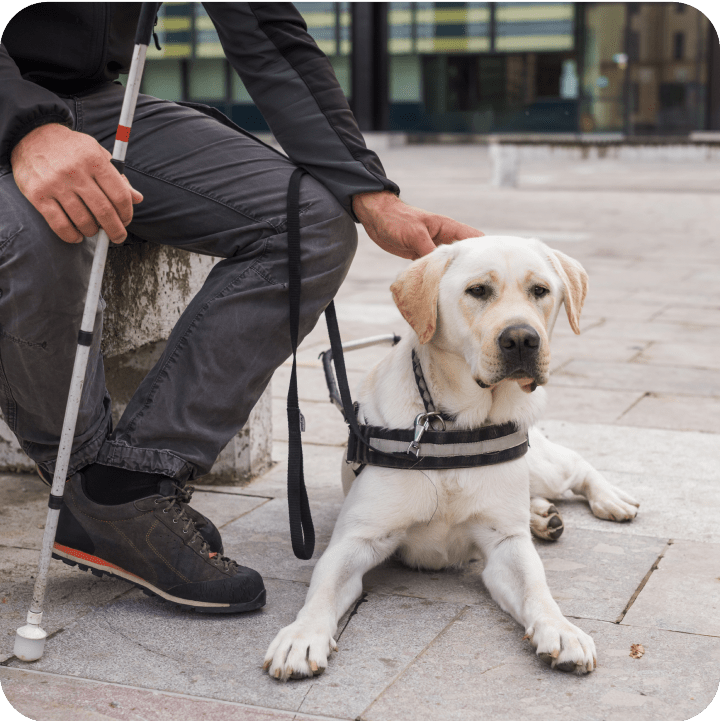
top-left (286, 167), bottom-right (314, 560)
top-left (284, 166), bottom-right (377, 559)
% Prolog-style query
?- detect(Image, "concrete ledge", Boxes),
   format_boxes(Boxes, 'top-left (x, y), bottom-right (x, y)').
top-left (0, 243), bottom-right (273, 483)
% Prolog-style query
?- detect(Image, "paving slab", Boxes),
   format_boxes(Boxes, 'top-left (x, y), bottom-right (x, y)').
top-left (542, 385), bottom-right (644, 425)
top-left (550, 472), bottom-right (720, 545)
top-left (219, 496), bottom-right (344, 584)
top-left (572, 300), bottom-right (663, 323)
top-left (551, 359), bottom-right (720, 397)
top-left (271, 397), bottom-right (348, 447)
top-left (182, 490), bottom-right (269, 530)
top-left (0, 472), bottom-right (54, 551)
top-left (363, 530), bottom-right (665, 626)
top-left (581, 319), bottom-right (714, 345)
top-left (4, 581), bottom-right (465, 720)
top-left (0, 548), bottom-right (132, 663)
top-left (272, 363), bottom-right (365, 404)
top-left (547, 335), bottom-right (649, 372)
top-left (361, 609), bottom-right (720, 721)
top-left (5, 580), bottom-right (321, 712)
top-left (298, 594), bottom-right (465, 719)
top-left (0, 667), bottom-right (347, 721)
top-left (618, 393), bottom-right (720, 433)
top-left (211, 441), bottom-right (344, 504)
top-left (536, 420), bottom-right (720, 482)
top-left (534, 529), bottom-right (666, 623)
top-left (653, 305), bottom-right (720, 327)
top-left (621, 540), bottom-right (720, 637)
top-left (635, 341), bottom-right (720, 371)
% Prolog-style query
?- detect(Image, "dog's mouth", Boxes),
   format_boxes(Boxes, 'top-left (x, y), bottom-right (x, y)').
top-left (476, 369), bottom-right (544, 393)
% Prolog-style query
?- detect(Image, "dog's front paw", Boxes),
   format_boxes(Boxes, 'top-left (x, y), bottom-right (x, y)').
top-left (263, 621), bottom-right (337, 681)
top-left (588, 483), bottom-right (640, 522)
top-left (525, 617), bottom-right (596, 674)
top-left (530, 497), bottom-right (564, 541)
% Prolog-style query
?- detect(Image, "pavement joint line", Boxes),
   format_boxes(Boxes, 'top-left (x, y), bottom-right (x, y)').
top-left (614, 391), bottom-right (652, 423)
top-left (194, 489), bottom-right (275, 500)
top-left (614, 539), bottom-right (674, 624)
top-left (356, 604), bottom-right (471, 721)
top-left (0, 665), bottom-right (352, 721)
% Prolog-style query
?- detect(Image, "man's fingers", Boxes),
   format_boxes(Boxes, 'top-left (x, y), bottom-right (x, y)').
top-left (61, 194), bottom-right (100, 238)
top-left (410, 226), bottom-right (440, 258)
top-left (43, 200), bottom-right (83, 243)
top-left (120, 173), bottom-right (144, 206)
top-left (95, 164), bottom-right (137, 227)
top-left (429, 217), bottom-right (483, 246)
top-left (80, 182), bottom-right (128, 243)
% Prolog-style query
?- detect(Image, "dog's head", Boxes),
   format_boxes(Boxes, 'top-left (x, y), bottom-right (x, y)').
top-left (390, 236), bottom-right (588, 392)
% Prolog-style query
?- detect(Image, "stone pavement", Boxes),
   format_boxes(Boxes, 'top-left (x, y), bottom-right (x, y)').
top-left (2, 143), bottom-right (720, 721)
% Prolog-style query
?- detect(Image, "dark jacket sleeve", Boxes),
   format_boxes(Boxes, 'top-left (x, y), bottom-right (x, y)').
top-left (0, 44), bottom-right (74, 169)
top-left (202, 2), bottom-right (399, 219)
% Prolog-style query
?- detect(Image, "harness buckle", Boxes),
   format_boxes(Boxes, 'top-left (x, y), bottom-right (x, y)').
top-left (407, 412), bottom-right (446, 457)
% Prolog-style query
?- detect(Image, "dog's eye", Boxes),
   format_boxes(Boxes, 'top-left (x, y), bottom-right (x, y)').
top-left (466, 285), bottom-right (488, 299)
top-left (533, 286), bottom-right (550, 298)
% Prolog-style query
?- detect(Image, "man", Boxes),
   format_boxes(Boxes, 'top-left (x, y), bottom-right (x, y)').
top-left (0, 3), bottom-right (480, 613)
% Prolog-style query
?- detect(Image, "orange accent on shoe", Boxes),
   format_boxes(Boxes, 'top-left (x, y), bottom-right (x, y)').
top-left (53, 542), bottom-right (144, 581)
top-left (208, 552), bottom-right (218, 559)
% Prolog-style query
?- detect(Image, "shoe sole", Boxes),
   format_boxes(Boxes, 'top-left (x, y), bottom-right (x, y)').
top-left (52, 542), bottom-right (266, 614)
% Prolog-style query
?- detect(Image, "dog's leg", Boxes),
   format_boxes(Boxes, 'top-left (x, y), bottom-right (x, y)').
top-left (528, 428), bottom-right (639, 522)
top-left (476, 526), bottom-right (596, 674)
top-left (264, 479), bottom-right (403, 681)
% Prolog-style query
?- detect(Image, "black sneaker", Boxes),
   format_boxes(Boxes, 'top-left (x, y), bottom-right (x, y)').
top-left (52, 474), bottom-right (265, 613)
top-left (36, 465), bottom-right (224, 555)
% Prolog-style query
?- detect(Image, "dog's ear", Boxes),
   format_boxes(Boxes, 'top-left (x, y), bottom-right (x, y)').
top-left (390, 252), bottom-right (451, 344)
top-left (546, 249), bottom-right (588, 335)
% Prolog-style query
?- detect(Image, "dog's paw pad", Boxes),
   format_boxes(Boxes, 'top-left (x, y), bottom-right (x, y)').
top-left (530, 499), bottom-right (564, 542)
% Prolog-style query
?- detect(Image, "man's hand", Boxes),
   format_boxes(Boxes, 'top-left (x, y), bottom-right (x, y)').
top-left (352, 190), bottom-right (482, 260)
top-left (10, 123), bottom-right (143, 244)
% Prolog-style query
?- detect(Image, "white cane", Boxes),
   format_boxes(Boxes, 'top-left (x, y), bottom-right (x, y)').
top-left (14, 2), bottom-right (161, 662)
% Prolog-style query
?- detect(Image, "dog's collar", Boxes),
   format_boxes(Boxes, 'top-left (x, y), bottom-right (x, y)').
top-left (345, 350), bottom-right (528, 471)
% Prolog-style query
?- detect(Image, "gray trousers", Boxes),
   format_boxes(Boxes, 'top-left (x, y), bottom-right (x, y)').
top-left (0, 82), bottom-right (357, 481)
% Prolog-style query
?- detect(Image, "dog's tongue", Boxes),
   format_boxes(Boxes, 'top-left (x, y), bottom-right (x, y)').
top-left (517, 379), bottom-right (537, 394)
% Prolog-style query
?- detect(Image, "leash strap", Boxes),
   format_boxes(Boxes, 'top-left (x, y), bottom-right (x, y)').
top-left (286, 167), bottom-right (315, 560)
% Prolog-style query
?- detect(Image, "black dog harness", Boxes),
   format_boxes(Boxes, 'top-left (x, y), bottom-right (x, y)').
top-left (328, 348), bottom-right (528, 471)
top-left (284, 169), bottom-right (528, 560)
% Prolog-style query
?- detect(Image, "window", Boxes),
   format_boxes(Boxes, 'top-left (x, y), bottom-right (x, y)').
top-left (673, 32), bottom-right (684, 60)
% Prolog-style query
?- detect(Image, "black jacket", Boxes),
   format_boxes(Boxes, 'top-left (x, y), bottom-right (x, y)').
top-left (0, 2), bottom-right (399, 218)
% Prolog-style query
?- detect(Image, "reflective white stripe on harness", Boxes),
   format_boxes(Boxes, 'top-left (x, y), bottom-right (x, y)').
top-left (369, 428), bottom-right (528, 458)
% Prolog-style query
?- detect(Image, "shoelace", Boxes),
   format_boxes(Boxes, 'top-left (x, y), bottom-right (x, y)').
top-left (154, 483), bottom-right (238, 573)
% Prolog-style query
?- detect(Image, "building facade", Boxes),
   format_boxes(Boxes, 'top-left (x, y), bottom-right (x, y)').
top-left (141, 2), bottom-right (719, 135)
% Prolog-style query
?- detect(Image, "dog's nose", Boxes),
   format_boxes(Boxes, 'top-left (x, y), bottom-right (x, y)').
top-left (498, 325), bottom-right (540, 365)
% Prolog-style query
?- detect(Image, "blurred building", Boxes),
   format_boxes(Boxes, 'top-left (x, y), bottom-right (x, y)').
top-left (142, 2), bottom-right (719, 135)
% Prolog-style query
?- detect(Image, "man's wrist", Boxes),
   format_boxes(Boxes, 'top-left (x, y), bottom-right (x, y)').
top-left (352, 190), bottom-right (400, 219)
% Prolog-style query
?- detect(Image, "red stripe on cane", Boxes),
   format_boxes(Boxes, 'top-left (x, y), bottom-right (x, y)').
top-left (116, 125), bottom-right (131, 142)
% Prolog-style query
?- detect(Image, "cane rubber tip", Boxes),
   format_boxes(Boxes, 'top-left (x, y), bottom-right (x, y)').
top-left (14, 625), bottom-right (47, 661)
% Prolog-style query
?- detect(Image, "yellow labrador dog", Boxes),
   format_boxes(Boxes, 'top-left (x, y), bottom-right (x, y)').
top-left (264, 236), bottom-right (639, 680)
